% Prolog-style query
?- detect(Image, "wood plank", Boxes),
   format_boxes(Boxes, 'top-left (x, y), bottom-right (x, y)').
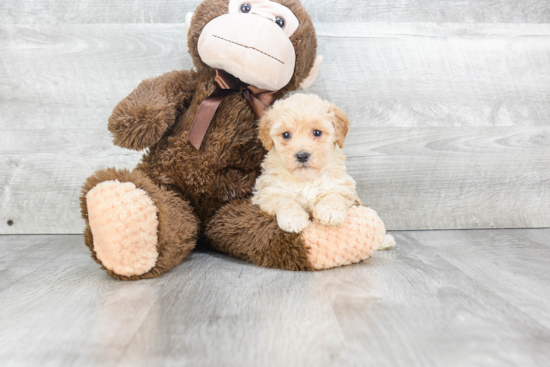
top-left (520, 229), bottom-right (550, 247)
top-left (0, 235), bottom-right (171, 365)
top-left (0, 24), bottom-right (192, 130)
top-left (2, 127), bottom-right (549, 233)
top-left (1, 232), bottom-right (549, 366)
top-left (330, 231), bottom-right (550, 367)
top-left (1, 0), bottom-right (550, 24)
top-left (3, 23), bottom-right (550, 130)
top-left (304, 0), bottom-right (550, 23)
top-left (346, 127), bottom-right (550, 230)
top-left (312, 23), bottom-right (550, 127)
top-left (408, 229), bottom-right (550, 329)
top-left (0, 235), bottom-right (57, 292)
top-left (2, 23), bottom-right (550, 233)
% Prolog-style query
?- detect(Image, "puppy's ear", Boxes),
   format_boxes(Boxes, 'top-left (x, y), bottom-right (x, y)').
top-left (258, 113), bottom-right (274, 151)
top-left (329, 104), bottom-right (350, 148)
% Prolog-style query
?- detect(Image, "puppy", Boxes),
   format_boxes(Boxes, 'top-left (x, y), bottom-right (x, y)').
top-left (252, 94), bottom-right (361, 233)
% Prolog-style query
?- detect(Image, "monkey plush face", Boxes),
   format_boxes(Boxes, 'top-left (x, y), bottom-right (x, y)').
top-left (187, 0), bottom-right (322, 92)
top-left (198, 0), bottom-right (298, 91)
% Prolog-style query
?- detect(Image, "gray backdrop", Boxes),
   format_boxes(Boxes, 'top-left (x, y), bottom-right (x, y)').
top-left (1, 0), bottom-right (550, 234)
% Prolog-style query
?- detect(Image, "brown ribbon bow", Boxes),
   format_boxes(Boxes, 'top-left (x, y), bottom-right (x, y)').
top-left (188, 70), bottom-right (278, 150)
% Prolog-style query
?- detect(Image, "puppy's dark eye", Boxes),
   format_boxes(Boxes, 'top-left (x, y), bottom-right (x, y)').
top-left (275, 17), bottom-right (285, 28)
top-left (240, 3), bottom-right (251, 13)
top-left (313, 130), bottom-right (323, 137)
top-left (282, 132), bottom-right (291, 139)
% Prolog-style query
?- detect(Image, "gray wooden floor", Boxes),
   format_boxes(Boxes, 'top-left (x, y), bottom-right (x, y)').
top-left (1, 230), bottom-right (549, 367)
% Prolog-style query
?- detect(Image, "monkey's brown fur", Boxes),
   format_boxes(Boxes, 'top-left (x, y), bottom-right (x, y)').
top-left (206, 200), bottom-right (314, 271)
top-left (80, 0), bottom-right (319, 279)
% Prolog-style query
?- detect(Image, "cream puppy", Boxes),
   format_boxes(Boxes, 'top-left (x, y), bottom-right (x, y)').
top-left (252, 94), bottom-right (360, 233)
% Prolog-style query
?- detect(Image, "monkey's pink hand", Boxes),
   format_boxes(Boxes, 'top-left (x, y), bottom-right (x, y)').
top-left (302, 206), bottom-right (387, 270)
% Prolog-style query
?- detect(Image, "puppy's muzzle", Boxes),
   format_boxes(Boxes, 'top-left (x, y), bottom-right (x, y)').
top-left (296, 152), bottom-right (311, 163)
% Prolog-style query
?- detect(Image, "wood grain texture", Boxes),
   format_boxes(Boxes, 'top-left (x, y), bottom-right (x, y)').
top-left (1, 23), bottom-right (550, 233)
top-left (1, 231), bottom-right (550, 366)
top-left (3, 23), bottom-right (550, 130)
top-left (1, 0), bottom-right (550, 24)
top-left (0, 24), bottom-right (192, 130)
top-left (312, 23), bottom-right (550, 127)
top-left (409, 230), bottom-right (550, 329)
top-left (347, 127), bottom-right (550, 230)
top-left (2, 126), bottom-right (548, 233)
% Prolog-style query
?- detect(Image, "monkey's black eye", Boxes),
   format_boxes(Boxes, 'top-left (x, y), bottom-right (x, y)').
top-left (240, 3), bottom-right (251, 13)
top-left (313, 130), bottom-right (323, 137)
top-left (282, 132), bottom-right (291, 139)
top-left (275, 17), bottom-right (285, 28)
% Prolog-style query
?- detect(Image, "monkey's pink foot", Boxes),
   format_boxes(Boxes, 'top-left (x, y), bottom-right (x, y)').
top-left (86, 180), bottom-right (159, 277)
top-left (302, 206), bottom-right (387, 270)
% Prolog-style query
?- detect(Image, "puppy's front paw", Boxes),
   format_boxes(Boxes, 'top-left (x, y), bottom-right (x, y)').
top-left (314, 207), bottom-right (347, 227)
top-left (277, 213), bottom-right (309, 233)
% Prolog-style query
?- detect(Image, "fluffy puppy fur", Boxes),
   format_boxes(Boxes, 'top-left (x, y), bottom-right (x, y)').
top-left (253, 94), bottom-right (361, 233)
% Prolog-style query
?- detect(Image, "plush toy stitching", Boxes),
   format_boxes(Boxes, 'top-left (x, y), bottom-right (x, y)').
top-left (212, 35), bottom-right (285, 65)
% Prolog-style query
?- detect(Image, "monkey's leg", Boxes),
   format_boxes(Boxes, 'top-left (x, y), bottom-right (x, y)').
top-left (81, 168), bottom-right (199, 280)
top-left (206, 200), bottom-right (387, 271)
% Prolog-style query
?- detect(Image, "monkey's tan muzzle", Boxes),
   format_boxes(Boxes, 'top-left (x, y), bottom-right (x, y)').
top-left (198, 14), bottom-right (297, 91)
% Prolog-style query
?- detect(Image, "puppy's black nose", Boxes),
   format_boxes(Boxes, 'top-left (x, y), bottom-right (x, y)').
top-left (296, 152), bottom-right (310, 163)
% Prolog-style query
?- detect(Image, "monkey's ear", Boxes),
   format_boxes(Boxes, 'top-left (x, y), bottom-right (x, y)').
top-left (186, 12), bottom-right (194, 37)
top-left (300, 55), bottom-right (323, 90)
top-left (328, 103), bottom-right (350, 149)
top-left (259, 113), bottom-right (274, 151)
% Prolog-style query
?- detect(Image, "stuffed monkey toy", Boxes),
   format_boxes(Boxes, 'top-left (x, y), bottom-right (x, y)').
top-left (80, 0), bottom-right (388, 280)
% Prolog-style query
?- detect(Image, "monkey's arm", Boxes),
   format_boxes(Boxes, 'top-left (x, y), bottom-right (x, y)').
top-left (108, 70), bottom-right (198, 150)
